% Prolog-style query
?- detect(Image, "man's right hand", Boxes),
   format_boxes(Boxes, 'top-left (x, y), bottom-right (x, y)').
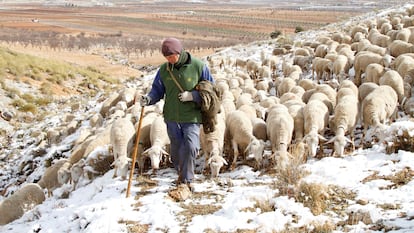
top-left (140, 95), bottom-right (151, 107)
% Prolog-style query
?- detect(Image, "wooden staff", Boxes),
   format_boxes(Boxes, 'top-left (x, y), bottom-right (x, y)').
top-left (126, 106), bottom-right (145, 198)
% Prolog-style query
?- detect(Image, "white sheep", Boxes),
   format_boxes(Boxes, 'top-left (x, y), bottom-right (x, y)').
top-left (110, 117), bottom-right (136, 179)
top-left (224, 110), bottom-right (265, 170)
top-left (303, 99), bottom-right (329, 158)
top-left (388, 39), bottom-right (414, 57)
top-left (200, 110), bottom-right (226, 175)
top-left (70, 159), bottom-right (85, 191)
top-left (364, 63), bottom-right (385, 84)
top-left (332, 54), bottom-right (350, 80)
top-left (37, 158), bottom-right (70, 197)
top-left (312, 57), bottom-right (332, 82)
top-left (353, 51), bottom-right (393, 86)
top-left (207, 148), bottom-right (228, 178)
top-left (358, 82), bottom-right (379, 103)
top-left (379, 70), bottom-right (405, 105)
top-left (0, 183), bottom-right (45, 225)
top-left (361, 85), bottom-right (398, 143)
top-left (266, 104), bottom-right (295, 165)
top-left (142, 115), bottom-right (170, 171)
top-left (327, 94), bottom-right (359, 157)
top-left (283, 99), bottom-right (305, 142)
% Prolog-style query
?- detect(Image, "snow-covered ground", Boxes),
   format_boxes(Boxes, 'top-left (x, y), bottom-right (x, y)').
top-left (1, 3), bottom-right (414, 233)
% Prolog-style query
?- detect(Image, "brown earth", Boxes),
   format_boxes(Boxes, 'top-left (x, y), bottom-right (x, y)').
top-left (0, 2), bottom-right (360, 78)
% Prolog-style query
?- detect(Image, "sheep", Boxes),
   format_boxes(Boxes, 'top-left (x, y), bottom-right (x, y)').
top-left (315, 84), bottom-right (337, 112)
top-left (303, 99), bottom-right (329, 158)
top-left (283, 99), bottom-right (305, 142)
top-left (110, 117), bottom-right (136, 179)
top-left (327, 94), bottom-right (359, 157)
top-left (252, 117), bottom-right (267, 141)
top-left (332, 54), bottom-right (350, 80)
top-left (315, 44), bottom-right (329, 58)
top-left (200, 110), bottom-right (226, 175)
top-left (57, 160), bottom-right (72, 186)
top-left (358, 82), bottom-right (379, 103)
top-left (364, 63), bottom-right (385, 84)
top-left (353, 51), bottom-right (393, 86)
top-left (388, 40), bottom-right (414, 57)
top-left (142, 115), bottom-right (170, 171)
top-left (207, 148), bottom-right (228, 178)
top-left (312, 57), bottom-right (332, 82)
top-left (293, 55), bottom-right (313, 72)
top-left (224, 110), bottom-right (265, 170)
top-left (396, 28), bottom-right (411, 42)
top-left (70, 159), bottom-right (85, 191)
top-left (266, 104), bottom-right (294, 167)
top-left (277, 77), bottom-right (296, 97)
top-left (298, 79), bottom-right (316, 91)
top-left (361, 85), bottom-right (398, 144)
top-left (0, 183), bottom-right (45, 225)
top-left (379, 70), bottom-right (405, 105)
top-left (394, 55), bottom-right (414, 79)
top-left (37, 158), bottom-right (70, 197)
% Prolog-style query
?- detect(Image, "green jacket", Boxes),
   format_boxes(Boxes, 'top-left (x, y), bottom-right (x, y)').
top-left (148, 51), bottom-right (214, 123)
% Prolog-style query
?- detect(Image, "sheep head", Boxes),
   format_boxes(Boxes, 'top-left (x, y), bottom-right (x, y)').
top-left (143, 145), bottom-right (169, 170)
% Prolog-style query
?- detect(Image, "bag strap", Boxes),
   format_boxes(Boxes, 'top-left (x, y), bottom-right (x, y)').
top-left (166, 65), bottom-right (184, 92)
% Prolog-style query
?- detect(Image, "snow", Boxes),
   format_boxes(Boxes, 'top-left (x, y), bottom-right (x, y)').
top-left (2, 3), bottom-right (414, 233)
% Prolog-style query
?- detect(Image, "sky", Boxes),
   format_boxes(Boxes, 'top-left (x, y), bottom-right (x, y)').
top-left (1, 3), bottom-right (414, 233)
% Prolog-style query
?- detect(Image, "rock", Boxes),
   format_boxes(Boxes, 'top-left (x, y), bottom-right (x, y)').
top-left (168, 184), bottom-right (192, 202)
top-left (0, 110), bottom-right (13, 121)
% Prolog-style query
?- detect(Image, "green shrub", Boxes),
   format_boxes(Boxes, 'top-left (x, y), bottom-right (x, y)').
top-left (295, 26), bottom-right (304, 33)
top-left (270, 30), bottom-right (282, 39)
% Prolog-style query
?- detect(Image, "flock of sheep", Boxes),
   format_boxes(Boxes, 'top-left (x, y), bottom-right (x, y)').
top-left (2, 4), bottom-right (414, 226)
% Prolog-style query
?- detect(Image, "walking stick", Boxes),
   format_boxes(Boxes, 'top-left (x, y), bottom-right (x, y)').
top-left (126, 106), bottom-right (145, 198)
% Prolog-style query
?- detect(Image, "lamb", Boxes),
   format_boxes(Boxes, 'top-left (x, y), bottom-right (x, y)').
top-left (303, 99), bottom-right (329, 158)
top-left (327, 94), bottom-right (359, 157)
top-left (224, 110), bottom-right (265, 170)
top-left (0, 183), bottom-right (45, 225)
top-left (142, 115), bottom-right (170, 171)
top-left (37, 158), bottom-right (70, 197)
top-left (110, 117), bottom-right (136, 179)
top-left (379, 70), bottom-right (405, 105)
top-left (361, 85), bottom-right (398, 143)
top-left (266, 104), bottom-right (294, 166)
top-left (353, 51), bottom-right (393, 86)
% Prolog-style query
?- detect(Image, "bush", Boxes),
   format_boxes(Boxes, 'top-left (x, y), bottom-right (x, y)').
top-left (295, 26), bottom-right (304, 33)
top-left (270, 30), bottom-right (282, 39)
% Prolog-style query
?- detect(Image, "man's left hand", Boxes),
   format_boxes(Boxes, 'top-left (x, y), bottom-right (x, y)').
top-left (178, 91), bottom-right (193, 102)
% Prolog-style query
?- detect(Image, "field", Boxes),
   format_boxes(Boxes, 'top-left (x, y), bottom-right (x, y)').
top-left (0, 1), bottom-right (365, 68)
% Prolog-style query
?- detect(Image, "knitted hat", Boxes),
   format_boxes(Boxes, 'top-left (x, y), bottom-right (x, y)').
top-left (161, 37), bottom-right (182, 56)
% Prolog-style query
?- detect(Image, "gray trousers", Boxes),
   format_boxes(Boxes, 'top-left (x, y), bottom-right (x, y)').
top-left (165, 121), bottom-right (200, 183)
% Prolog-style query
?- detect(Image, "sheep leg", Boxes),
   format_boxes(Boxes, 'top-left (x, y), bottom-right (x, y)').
top-left (231, 140), bottom-right (239, 170)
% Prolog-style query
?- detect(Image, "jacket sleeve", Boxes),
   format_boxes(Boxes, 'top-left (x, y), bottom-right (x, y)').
top-left (147, 70), bottom-right (165, 105)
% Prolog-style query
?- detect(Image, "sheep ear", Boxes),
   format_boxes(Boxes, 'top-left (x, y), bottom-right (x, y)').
top-left (220, 156), bottom-right (228, 165)
top-left (207, 157), bottom-right (212, 164)
top-left (318, 134), bottom-right (328, 141)
top-left (345, 137), bottom-right (353, 144)
top-left (161, 148), bottom-right (170, 156)
top-left (325, 136), bottom-right (335, 144)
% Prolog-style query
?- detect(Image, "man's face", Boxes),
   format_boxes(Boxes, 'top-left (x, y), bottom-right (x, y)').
top-left (165, 53), bottom-right (179, 64)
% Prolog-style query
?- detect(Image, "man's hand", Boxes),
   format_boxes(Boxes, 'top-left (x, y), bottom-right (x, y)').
top-left (178, 91), bottom-right (193, 102)
top-left (140, 95), bottom-right (151, 106)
